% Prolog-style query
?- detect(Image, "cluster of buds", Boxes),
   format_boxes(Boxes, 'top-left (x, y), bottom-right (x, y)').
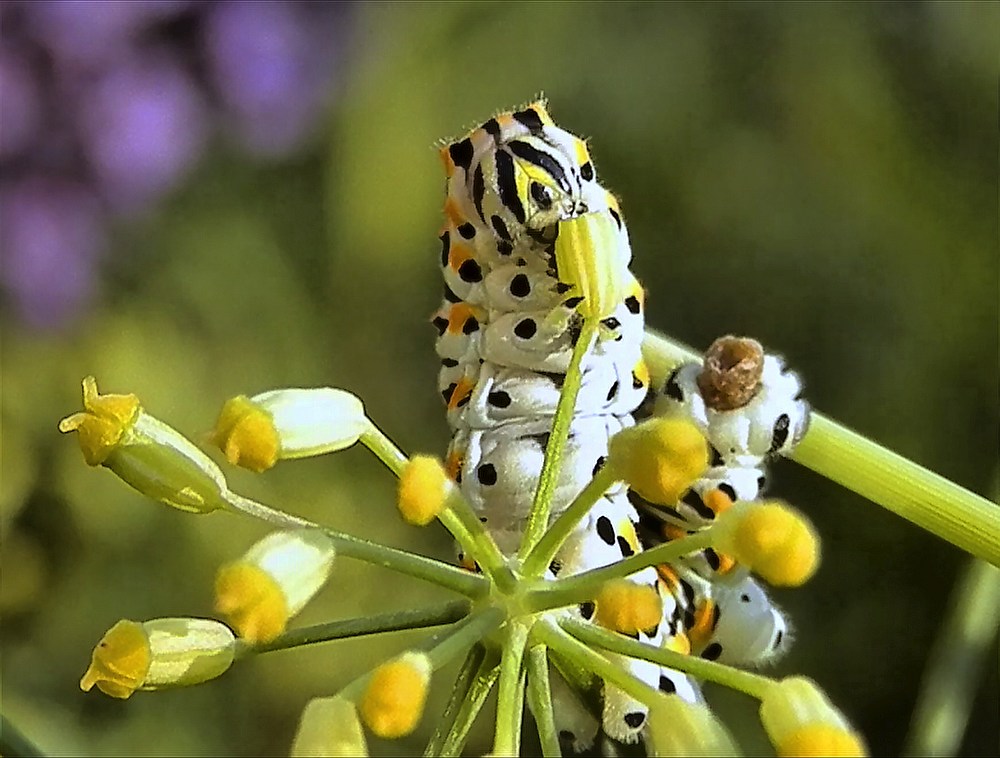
top-left (60, 375), bottom-right (865, 757)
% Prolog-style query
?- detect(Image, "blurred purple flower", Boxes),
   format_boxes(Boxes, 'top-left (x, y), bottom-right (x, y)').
top-left (0, 177), bottom-right (105, 329)
top-left (24, 0), bottom-right (191, 70)
top-left (77, 53), bottom-right (208, 215)
top-left (0, 47), bottom-right (42, 159)
top-left (0, 0), bottom-right (351, 331)
top-left (204, 1), bottom-right (340, 157)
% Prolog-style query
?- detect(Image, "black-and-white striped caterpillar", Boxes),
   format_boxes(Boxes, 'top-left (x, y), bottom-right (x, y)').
top-left (432, 102), bottom-right (811, 747)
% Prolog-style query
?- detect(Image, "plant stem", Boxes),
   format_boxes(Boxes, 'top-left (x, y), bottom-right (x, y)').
top-left (439, 652), bottom-right (501, 757)
top-left (360, 420), bottom-right (409, 476)
top-left (559, 616), bottom-right (775, 700)
top-left (240, 600), bottom-right (471, 657)
top-left (526, 644), bottom-right (561, 758)
top-left (533, 618), bottom-right (658, 705)
top-left (441, 491), bottom-right (517, 591)
top-left (642, 330), bottom-right (1000, 567)
top-left (338, 608), bottom-right (503, 702)
top-left (902, 558), bottom-right (1000, 757)
top-left (223, 491), bottom-right (488, 597)
top-left (522, 464), bottom-right (619, 577)
top-left (493, 620), bottom-right (530, 755)
top-left (366, 417), bottom-right (515, 589)
top-left (524, 530), bottom-right (716, 612)
top-left (424, 644), bottom-right (486, 757)
top-left (518, 322), bottom-right (598, 562)
top-left (794, 415), bottom-right (1000, 567)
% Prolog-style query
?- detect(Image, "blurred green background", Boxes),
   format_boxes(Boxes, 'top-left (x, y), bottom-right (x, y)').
top-left (2, 2), bottom-right (997, 756)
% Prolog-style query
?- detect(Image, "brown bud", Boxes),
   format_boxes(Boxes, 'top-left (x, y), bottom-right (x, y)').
top-left (697, 336), bottom-right (764, 411)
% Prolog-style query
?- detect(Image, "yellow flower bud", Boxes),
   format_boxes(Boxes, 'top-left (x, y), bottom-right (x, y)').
top-left (608, 419), bottom-right (709, 504)
top-left (397, 455), bottom-right (450, 526)
top-left (359, 651), bottom-right (432, 739)
top-left (290, 696), bottom-right (369, 757)
top-left (60, 377), bottom-right (230, 514)
top-left (713, 502), bottom-right (820, 586)
top-left (80, 618), bottom-right (236, 699)
top-left (209, 388), bottom-right (367, 472)
top-left (215, 529), bottom-right (336, 643)
top-left (646, 695), bottom-right (742, 756)
top-left (594, 579), bottom-right (663, 636)
top-left (760, 677), bottom-right (867, 757)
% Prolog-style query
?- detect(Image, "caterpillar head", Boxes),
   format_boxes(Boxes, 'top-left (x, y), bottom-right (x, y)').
top-left (442, 103), bottom-right (607, 244)
top-left (479, 132), bottom-right (606, 242)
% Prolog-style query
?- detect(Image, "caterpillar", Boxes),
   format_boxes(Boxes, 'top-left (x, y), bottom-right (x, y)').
top-left (432, 103), bottom-right (811, 748)
top-left (636, 336), bottom-right (810, 666)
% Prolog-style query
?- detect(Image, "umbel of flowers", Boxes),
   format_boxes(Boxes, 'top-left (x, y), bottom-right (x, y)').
top-left (60, 360), bottom-right (874, 758)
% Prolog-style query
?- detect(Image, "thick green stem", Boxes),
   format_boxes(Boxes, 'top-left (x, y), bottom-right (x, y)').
top-left (524, 530), bottom-right (716, 612)
top-left (223, 491), bottom-right (488, 597)
top-left (793, 416), bottom-right (1000, 567)
top-left (533, 618), bottom-right (658, 705)
top-left (240, 600), bottom-right (470, 657)
top-left (642, 330), bottom-right (1000, 567)
top-left (903, 559), bottom-right (1000, 757)
top-left (559, 616), bottom-right (775, 701)
top-left (522, 465), bottom-right (619, 577)
top-left (519, 322), bottom-right (598, 562)
top-left (424, 645), bottom-right (486, 757)
top-left (493, 621), bottom-right (530, 755)
top-left (526, 644), bottom-right (561, 758)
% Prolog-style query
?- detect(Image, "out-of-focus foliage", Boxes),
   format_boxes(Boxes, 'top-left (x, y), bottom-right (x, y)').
top-left (1, 2), bottom-right (996, 756)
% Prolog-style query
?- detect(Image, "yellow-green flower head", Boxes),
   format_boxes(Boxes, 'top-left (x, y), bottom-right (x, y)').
top-left (80, 618), bottom-right (236, 699)
top-left (397, 455), bottom-right (451, 526)
top-left (712, 501), bottom-right (820, 586)
top-left (646, 695), bottom-right (742, 756)
top-left (59, 377), bottom-right (230, 514)
top-left (607, 418), bottom-right (709, 504)
top-left (215, 529), bottom-right (337, 644)
top-left (290, 695), bottom-right (369, 757)
top-left (359, 651), bottom-right (432, 739)
top-left (594, 579), bottom-right (663, 636)
top-left (209, 388), bottom-right (367, 473)
top-left (760, 677), bottom-right (867, 757)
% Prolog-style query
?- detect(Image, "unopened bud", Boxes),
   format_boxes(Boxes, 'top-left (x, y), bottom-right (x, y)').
top-left (80, 618), bottom-right (236, 699)
top-left (713, 502), bottom-right (819, 586)
top-left (646, 695), bottom-right (742, 756)
top-left (594, 579), bottom-right (663, 636)
top-left (359, 651), bottom-right (432, 739)
top-left (210, 388), bottom-right (367, 473)
top-left (398, 455), bottom-right (451, 526)
top-left (215, 529), bottom-right (336, 643)
top-left (60, 377), bottom-right (230, 514)
top-left (290, 695), bottom-right (368, 757)
top-left (608, 418), bottom-right (709, 504)
top-left (760, 677), bottom-right (867, 757)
